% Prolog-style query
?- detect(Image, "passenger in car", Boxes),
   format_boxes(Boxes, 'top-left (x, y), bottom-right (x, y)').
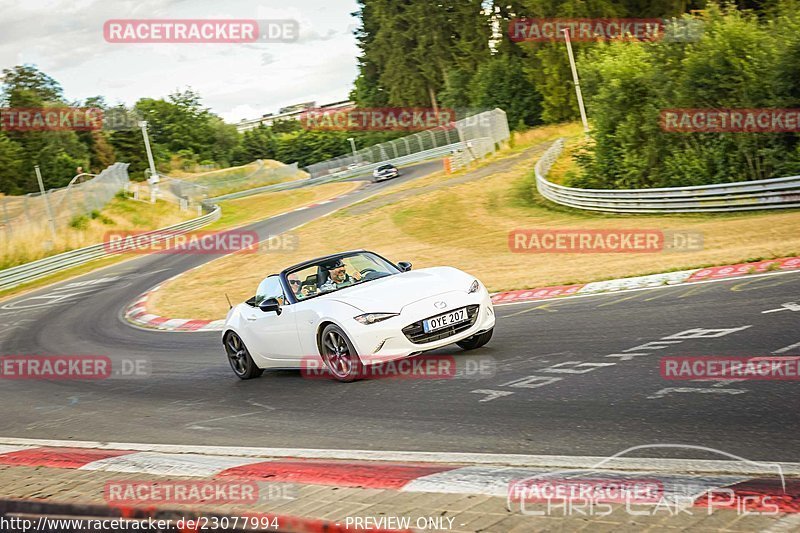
top-left (287, 273), bottom-right (304, 298)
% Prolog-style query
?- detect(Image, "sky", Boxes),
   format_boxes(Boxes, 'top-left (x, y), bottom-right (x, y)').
top-left (0, 0), bottom-right (361, 123)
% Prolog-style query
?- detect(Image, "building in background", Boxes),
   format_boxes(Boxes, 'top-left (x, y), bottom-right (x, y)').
top-left (236, 100), bottom-right (354, 132)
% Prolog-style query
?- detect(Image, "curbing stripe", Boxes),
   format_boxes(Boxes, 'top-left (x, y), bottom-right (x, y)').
top-left (694, 478), bottom-right (800, 513)
top-left (0, 444), bottom-right (796, 510)
top-left (491, 256), bottom-right (800, 306)
top-left (0, 447), bottom-right (136, 469)
top-left (0, 445), bottom-right (33, 455)
top-left (403, 466), bottom-right (552, 497)
top-left (1, 438), bottom-right (799, 474)
top-left (80, 451), bottom-right (266, 477)
top-left (217, 459), bottom-right (457, 490)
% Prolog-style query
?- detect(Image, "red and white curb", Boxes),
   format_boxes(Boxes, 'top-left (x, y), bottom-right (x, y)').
top-left (0, 441), bottom-right (797, 513)
top-left (490, 256), bottom-right (800, 305)
top-left (124, 184), bottom-right (370, 332)
top-left (126, 255), bottom-right (800, 332)
top-left (125, 284), bottom-right (225, 332)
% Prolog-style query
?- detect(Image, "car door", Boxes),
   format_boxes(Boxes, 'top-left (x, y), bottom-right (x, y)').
top-left (242, 275), bottom-right (303, 361)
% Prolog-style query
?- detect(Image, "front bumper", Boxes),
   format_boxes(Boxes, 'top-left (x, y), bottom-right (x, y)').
top-left (347, 289), bottom-right (495, 365)
top-left (373, 171), bottom-right (398, 181)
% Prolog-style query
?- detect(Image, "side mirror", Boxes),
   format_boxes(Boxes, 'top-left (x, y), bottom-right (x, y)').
top-left (397, 261), bottom-right (412, 272)
top-left (259, 297), bottom-right (282, 315)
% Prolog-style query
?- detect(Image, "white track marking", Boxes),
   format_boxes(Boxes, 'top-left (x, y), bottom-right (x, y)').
top-left (403, 466), bottom-right (551, 496)
top-left (79, 451), bottom-right (265, 476)
top-left (773, 341), bottom-right (800, 354)
top-left (762, 302), bottom-right (800, 313)
top-left (647, 387), bottom-right (748, 400)
top-left (0, 445), bottom-right (34, 454)
top-left (2, 437), bottom-right (798, 474)
top-left (470, 389), bottom-right (514, 402)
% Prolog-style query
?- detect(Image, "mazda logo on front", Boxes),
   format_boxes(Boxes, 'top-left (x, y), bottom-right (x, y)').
top-left (434, 301), bottom-right (447, 309)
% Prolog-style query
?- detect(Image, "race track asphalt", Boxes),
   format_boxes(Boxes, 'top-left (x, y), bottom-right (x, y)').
top-left (0, 158), bottom-right (798, 464)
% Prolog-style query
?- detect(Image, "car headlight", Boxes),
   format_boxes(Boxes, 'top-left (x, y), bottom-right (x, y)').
top-left (468, 280), bottom-right (480, 294)
top-left (354, 312), bottom-right (399, 325)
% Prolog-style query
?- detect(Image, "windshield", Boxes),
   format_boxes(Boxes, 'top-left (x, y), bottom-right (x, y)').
top-left (377, 164), bottom-right (395, 171)
top-left (286, 252), bottom-right (399, 301)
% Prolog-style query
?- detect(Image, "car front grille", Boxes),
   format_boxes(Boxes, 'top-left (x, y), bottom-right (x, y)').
top-left (402, 305), bottom-right (480, 344)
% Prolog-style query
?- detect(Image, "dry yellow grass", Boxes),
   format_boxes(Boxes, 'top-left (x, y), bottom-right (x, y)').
top-left (205, 180), bottom-right (362, 231)
top-left (547, 135), bottom-right (588, 185)
top-left (373, 122), bottom-right (585, 199)
top-left (0, 181), bottom-right (359, 303)
top-left (0, 197), bottom-right (195, 269)
top-left (153, 126), bottom-right (800, 321)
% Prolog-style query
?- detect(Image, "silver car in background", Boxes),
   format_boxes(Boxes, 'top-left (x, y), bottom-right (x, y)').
top-left (373, 163), bottom-right (399, 182)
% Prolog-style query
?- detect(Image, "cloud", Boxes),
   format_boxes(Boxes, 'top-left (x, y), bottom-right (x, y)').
top-left (0, 0), bottom-right (360, 122)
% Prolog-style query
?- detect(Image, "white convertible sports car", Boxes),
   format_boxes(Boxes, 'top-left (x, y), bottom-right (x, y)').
top-left (222, 250), bottom-right (495, 382)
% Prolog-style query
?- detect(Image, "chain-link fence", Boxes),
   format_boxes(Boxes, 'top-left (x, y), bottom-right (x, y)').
top-left (0, 162), bottom-right (129, 244)
top-left (303, 109), bottom-right (511, 178)
top-left (131, 161), bottom-right (304, 209)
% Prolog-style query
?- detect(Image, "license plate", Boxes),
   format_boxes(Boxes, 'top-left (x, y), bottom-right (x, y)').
top-left (423, 307), bottom-right (469, 333)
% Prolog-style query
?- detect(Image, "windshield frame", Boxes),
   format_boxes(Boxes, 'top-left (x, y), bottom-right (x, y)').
top-left (280, 250), bottom-right (401, 304)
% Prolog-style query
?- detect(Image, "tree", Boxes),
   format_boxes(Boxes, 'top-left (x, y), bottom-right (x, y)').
top-left (0, 65), bottom-right (63, 106)
top-left (469, 55), bottom-right (542, 128)
top-left (352, 0), bottom-right (490, 107)
top-left (0, 133), bottom-right (24, 194)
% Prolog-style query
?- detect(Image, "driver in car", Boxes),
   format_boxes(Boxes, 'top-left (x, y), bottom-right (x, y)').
top-left (319, 259), bottom-right (361, 292)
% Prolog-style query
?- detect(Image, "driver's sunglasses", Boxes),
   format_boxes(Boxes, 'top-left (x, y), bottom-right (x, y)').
top-left (289, 280), bottom-right (301, 285)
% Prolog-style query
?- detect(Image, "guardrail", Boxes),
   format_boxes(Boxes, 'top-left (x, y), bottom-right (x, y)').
top-left (305, 108), bottom-right (511, 180)
top-left (536, 138), bottom-right (800, 213)
top-left (0, 205), bottom-right (221, 291)
top-left (320, 143), bottom-right (464, 182)
top-left (205, 143), bottom-right (468, 204)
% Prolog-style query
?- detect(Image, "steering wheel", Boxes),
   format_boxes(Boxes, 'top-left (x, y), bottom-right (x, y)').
top-left (360, 268), bottom-right (378, 276)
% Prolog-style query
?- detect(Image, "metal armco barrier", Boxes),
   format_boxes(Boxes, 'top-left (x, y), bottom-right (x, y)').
top-left (304, 108), bottom-right (511, 180)
top-left (536, 138), bottom-right (800, 213)
top-left (0, 205), bottom-right (221, 291)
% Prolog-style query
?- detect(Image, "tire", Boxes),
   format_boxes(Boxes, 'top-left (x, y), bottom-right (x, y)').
top-left (224, 331), bottom-right (263, 380)
top-left (319, 324), bottom-right (364, 382)
top-left (457, 328), bottom-right (493, 350)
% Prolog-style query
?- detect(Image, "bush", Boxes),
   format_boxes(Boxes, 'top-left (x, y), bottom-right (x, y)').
top-left (575, 3), bottom-right (800, 189)
top-left (69, 214), bottom-right (89, 230)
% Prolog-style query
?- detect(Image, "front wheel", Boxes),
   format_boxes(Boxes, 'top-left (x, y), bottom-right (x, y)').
top-left (457, 328), bottom-right (493, 350)
top-left (320, 324), bottom-right (363, 382)
top-left (224, 332), bottom-right (263, 380)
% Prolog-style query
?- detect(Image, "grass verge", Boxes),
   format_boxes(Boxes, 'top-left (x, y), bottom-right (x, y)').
top-left (0, 181), bottom-right (360, 303)
top-left (152, 123), bottom-right (800, 321)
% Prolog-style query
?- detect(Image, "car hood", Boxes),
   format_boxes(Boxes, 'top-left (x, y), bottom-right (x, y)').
top-left (320, 266), bottom-right (474, 312)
